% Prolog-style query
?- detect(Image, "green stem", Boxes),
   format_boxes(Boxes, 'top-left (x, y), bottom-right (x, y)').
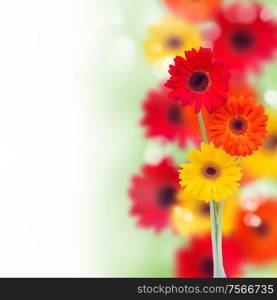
top-left (197, 111), bottom-right (226, 278)
top-left (197, 111), bottom-right (208, 144)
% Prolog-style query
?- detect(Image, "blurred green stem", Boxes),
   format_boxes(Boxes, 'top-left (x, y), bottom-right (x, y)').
top-left (217, 200), bottom-right (226, 277)
top-left (197, 111), bottom-right (226, 278)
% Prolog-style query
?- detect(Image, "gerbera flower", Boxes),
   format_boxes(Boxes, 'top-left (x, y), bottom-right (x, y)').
top-left (207, 96), bottom-right (268, 156)
top-left (179, 143), bottom-right (242, 202)
top-left (170, 191), bottom-right (239, 237)
top-left (234, 199), bottom-right (277, 264)
top-left (144, 16), bottom-right (202, 63)
top-left (128, 157), bottom-right (179, 233)
top-left (141, 86), bottom-right (202, 148)
top-left (243, 111), bottom-right (277, 178)
top-left (165, 47), bottom-right (230, 113)
top-left (175, 235), bottom-right (244, 278)
top-left (207, 2), bottom-right (277, 74)
top-left (163, 0), bottom-right (223, 23)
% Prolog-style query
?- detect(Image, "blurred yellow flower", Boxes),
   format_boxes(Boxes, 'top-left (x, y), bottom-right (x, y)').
top-left (243, 110), bottom-right (277, 178)
top-left (170, 191), bottom-right (239, 237)
top-left (179, 143), bottom-right (242, 202)
top-left (144, 16), bottom-right (202, 63)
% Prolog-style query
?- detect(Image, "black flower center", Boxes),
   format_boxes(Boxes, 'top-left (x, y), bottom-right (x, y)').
top-left (166, 36), bottom-right (182, 49)
top-left (203, 164), bottom-right (220, 179)
top-left (264, 135), bottom-right (277, 151)
top-left (255, 221), bottom-right (269, 236)
top-left (200, 257), bottom-right (213, 277)
top-left (187, 71), bottom-right (210, 93)
top-left (167, 104), bottom-right (184, 124)
top-left (156, 185), bottom-right (177, 209)
top-left (230, 29), bottom-right (255, 52)
top-left (199, 203), bottom-right (210, 215)
top-left (229, 116), bottom-right (248, 135)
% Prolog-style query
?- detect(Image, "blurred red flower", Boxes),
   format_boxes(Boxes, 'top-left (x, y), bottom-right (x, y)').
top-left (165, 47), bottom-right (230, 113)
top-left (163, 0), bottom-right (223, 23)
top-left (128, 157), bottom-right (179, 233)
top-left (208, 2), bottom-right (277, 74)
top-left (175, 235), bottom-right (244, 278)
top-left (141, 86), bottom-right (201, 148)
top-left (228, 78), bottom-right (257, 100)
top-left (235, 200), bottom-right (277, 264)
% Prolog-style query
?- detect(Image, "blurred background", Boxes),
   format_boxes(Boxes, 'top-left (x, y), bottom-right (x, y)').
top-left (1, 0), bottom-right (277, 277)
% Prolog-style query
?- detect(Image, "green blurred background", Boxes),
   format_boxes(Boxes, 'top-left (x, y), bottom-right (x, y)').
top-left (91, 0), bottom-right (277, 277)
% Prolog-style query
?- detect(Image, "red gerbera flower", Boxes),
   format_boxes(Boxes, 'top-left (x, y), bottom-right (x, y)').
top-left (141, 86), bottom-right (202, 148)
top-left (228, 78), bottom-right (257, 100)
top-left (207, 2), bottom-right (277, 74)
top-left (175, 235), bottom-right (244, 278)
top-left (165, 47), bottom-right (230, 113)
top-left (128, 157), bottom-right (179, 233)
top-left (234, 199), bottom-right (277, 264)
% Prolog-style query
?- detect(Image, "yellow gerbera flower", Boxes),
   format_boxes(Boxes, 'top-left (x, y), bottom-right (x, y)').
top-left (144, 16), bottom-right (202, 63)
top-left (179, 143), bottom-right (242, 202)
top-left (243, 110), bottom-right (277, 178)
top-left (170, 190), bottom-right (239, 237)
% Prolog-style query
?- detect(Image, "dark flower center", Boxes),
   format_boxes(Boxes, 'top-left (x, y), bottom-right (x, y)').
top-left (229, 116), bottom-right (248, 135)
top-left (206, 167), bottom-right (216, 175)
top-left (230, 29), bottom-right (255, 52)
top-left (264, 135), bottom-right (277, 151)
top-left (166, 36), bottom-right (182, 49)
top-left (167, 104), bottom-right (184, 124)
top-left (233, 120), bottom-right (243, 130)
top-left (156, 185), bottom-right (177, 209)
top-left (199, 203), bottom-right (210, 215)
top-left (203, 164), bottom-right (219, 179)
top-left (200, 257), bottom-right (213, 277)
top-left (255, 221), bottom-right (269, 236)
top-left (187, 71), bottom-right (210, 93)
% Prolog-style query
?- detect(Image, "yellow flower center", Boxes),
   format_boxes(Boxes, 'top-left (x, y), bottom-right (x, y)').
top-left (166, 36), bottom-right (182, 49)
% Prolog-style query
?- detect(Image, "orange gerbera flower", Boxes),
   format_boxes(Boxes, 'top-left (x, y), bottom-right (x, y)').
top-left (239, 167), bottom-right (256, 187)
top-left (207, 96), bottom-right (268, 156)
top-left (234, 199), bottom-right (277, 264)
top-left (163, 0), bottom-right (223, 23)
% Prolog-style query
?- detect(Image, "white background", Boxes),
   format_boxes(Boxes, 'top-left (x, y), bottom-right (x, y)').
top-left (0, 0), bottom-right (102, 276)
